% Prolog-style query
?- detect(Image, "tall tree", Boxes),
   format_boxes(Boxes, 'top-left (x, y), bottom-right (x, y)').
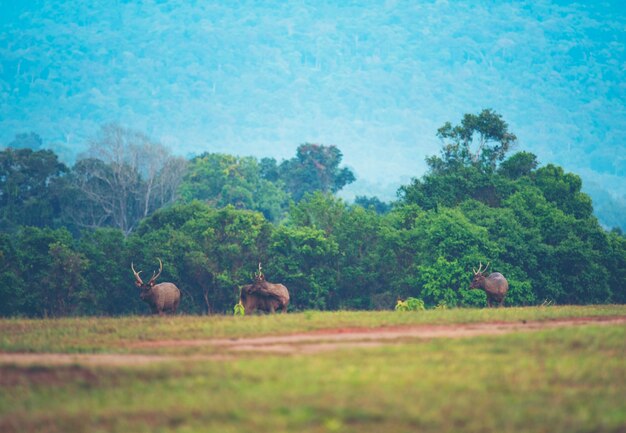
top-left (69, 123), bottom-right (187, 234)
top-left (278, 143), bottom-right (355, 201)
top-left (430, 109), bottom-right (517, 172)
top-left (400, 111), bottom-right (520, 209)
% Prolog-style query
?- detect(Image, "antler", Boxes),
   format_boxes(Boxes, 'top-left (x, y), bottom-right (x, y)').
top-left (147, 258), bottom-right (163, 286)
top-left (254, 262), bottom-right (265, 281)
top-left (473, 261), bottom-right (491, 275)
top-left (131, 262), bottom-right (144, 284)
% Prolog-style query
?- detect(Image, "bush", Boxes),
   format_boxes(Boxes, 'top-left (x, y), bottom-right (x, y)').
top-left (395, 297), bottom-right (426, 312)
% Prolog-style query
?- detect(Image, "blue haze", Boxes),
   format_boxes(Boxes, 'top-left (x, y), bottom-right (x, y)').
top-left (1, 0), bottom-right (625, 228)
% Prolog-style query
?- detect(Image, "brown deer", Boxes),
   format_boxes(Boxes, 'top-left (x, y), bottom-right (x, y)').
top-left (240, 263), bottom-right (289, 314)
top-left (131, 259), bottom-right (181, 315)
top-left (470, 262), bottom-right (509, 307)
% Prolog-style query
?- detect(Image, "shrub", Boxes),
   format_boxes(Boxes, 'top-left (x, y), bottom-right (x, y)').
top-left (395, 297), bottom-right (426, 312)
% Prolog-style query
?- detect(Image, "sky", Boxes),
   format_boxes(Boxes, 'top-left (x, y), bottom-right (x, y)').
top-left (1, 0), bottom-right (625, 225)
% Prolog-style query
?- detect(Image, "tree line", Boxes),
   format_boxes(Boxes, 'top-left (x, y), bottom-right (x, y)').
top-left (1, 111), bottom-right (624, 316)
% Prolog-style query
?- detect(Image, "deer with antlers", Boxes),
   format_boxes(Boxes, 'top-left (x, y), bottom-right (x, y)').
top-left (470, 262), bottom-right (509, 308)
top-left (131, 259), bottom-right (181, 315)
top-left (239, 263), bottom-right (290, 314)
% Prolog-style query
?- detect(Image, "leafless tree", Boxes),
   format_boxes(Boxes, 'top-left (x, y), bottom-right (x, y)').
top-left (70, 123), bottom-right (187, 234)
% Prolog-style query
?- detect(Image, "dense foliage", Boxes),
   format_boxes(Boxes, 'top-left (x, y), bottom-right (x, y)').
top-left (0, 112), bottom-right (624, 316)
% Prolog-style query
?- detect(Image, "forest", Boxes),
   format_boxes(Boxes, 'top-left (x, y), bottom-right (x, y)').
top-left (1, 110), bottom-right (625, 317)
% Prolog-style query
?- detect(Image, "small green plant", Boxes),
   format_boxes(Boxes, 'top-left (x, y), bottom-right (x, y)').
top-left (395, 297), bottom-right (425, 312)
top-left (434, 301), bottom-right (448, 310)
top-left (233, 301), bottom-right (245, 316)
top-left (395, 299), bottom-right (409, 311)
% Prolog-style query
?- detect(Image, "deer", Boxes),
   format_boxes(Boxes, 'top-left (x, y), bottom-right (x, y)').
top-left (470, 262), bottom-right (509, 307)
top-left (239, 263), bottom-right (289, 314)
top-left (131, 259), bottom-right (181, 315)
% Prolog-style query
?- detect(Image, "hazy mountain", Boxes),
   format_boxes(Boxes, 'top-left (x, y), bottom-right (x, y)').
top-left (1, 0), bottom-right (624, 229)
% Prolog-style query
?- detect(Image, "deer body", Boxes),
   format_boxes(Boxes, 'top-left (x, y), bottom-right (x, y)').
top-left (241, 281), bottom-right (289, 314)
top-left (132, 259), bottom-right (181, 315)
top-left (470, 263), bottom-right (509, 308)
top-left (240, 263), bottom-right (289, 314)
top-left (140, 282), bottom-right (181, 314)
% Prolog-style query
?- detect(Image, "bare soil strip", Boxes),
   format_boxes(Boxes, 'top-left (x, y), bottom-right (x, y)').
top-left (1, 316), bottom-right (624, 366)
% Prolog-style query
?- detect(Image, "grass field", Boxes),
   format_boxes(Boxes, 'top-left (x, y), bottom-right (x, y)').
top-left (1, 306), bottom-right (625, 432)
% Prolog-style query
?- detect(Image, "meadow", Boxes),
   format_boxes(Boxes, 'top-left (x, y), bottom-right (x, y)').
top-left (1, 306), bottom-right (625, 432)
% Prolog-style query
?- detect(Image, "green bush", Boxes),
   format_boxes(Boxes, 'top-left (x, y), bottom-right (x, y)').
top-left (395, 297), bottom-right (426, 312)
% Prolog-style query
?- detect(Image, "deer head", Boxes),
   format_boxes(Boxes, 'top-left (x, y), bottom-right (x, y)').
top-left (253, 262), bottom-right (265, 283)
top-left (470, 261), bottom-right (490, 289)
top-left (131, 258), bottom-right (163, 292)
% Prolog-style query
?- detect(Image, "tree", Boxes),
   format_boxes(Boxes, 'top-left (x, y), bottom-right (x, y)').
top-left (77, 228), bottom-right (134, 315)
top-left (417, 257), bottom-right (466, 307)
top-left (332, 203), bottom-right (389, 309)
top-left (498, 151), bottom-right (538, 179)
top-left (400, 111), bottom-right (520, 210)
top-left (269, 225), bottom-right (339, 310)
top-left (278, 143), bottom-right (355, 201)
top-left (607, 231), bottom-right (626, 303)
top-left (0, 233), bottom-right (26, 316)
top-left (287, 192), bottom-right (347, 235)
top-left (354, 196), bottom-right (391, 214)
top-left (69, 124), bottom-right (187, 234)
top-left (178, 153), bottom-right (289, 222)
top-left (259, 157), bottom-right (280, 182)
top-left (47, 241), bottom-right (88, 316)
top-left (183, 250), bottom-right (214, 314)
top-left (533, 164), bottom-right (593, 219)
top-left (0, 148), bottom-right (68, 230)
top-left (11, 227), bottom-right (83, 317)
top-left (430, 109), bottom-right (517, 172)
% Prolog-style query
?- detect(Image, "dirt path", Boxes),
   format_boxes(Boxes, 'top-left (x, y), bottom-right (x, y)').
top-left (2, 316), bottom-right (625, 366)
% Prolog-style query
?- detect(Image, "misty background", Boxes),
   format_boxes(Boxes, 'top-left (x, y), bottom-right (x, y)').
top-left (1, 0), bottom-right (625, 229)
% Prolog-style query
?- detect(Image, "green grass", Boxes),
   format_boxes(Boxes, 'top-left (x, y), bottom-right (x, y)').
top-left (0, 305), bottom-right (624, 353)
top-left (1, 306), bottom-right (625, 432)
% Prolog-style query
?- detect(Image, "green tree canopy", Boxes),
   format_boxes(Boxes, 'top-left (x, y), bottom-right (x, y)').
top-left (430, 108), bottom-right (517, 172)
top-left (277, 143), bottom-right (356, 201)
top-left (178, 153), bottom-right (289, 222)
top-left (0, 148), bottom-right (68, 230)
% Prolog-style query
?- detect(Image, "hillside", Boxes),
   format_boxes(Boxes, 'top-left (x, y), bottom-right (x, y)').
top-left (1, 0), bottom-right (625, 229)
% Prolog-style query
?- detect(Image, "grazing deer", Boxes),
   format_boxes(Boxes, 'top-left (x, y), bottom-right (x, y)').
top-left (131, 259), bottom-right (181, 315)
top-left (470, 262), bottom-right (509, 308)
